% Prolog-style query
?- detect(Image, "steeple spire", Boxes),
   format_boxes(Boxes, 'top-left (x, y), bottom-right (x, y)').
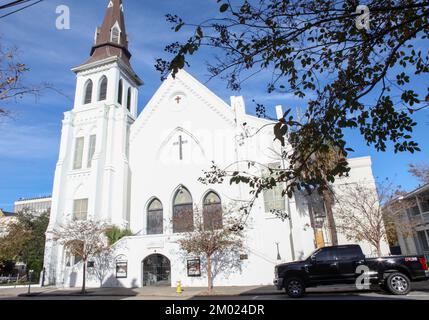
top-left (85, 0), bottom-right (132, 67)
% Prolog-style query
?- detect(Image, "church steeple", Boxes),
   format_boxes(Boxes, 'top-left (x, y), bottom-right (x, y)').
top-left (85, 0), bottom-right (132, 67)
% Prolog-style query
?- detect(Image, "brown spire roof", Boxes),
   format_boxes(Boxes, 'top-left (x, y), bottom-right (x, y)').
top-left (84, 0), bottom-right (132, 67)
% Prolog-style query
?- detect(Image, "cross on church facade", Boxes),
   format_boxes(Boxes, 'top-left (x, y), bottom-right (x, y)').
top-left (173, 135), bottom-right (188, 160)
top-left (175, 96), bottom-right (182, 104)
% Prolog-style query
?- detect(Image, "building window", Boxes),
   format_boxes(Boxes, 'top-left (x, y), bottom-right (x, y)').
top-left (418, 192), bottom-right (429, 213)
top-left (173, 187), bottom-right (194, 233)
top-left (111, 26), bottom-right (120, 44)
top-left (73, 137), bottom-right (85, 170)
top-left (417, 230), bottom-right (429, 251)
top-left (126, 87), bottom-right (132, 111)
top-left (262, 163), bottom-right (285, 213)
top-left (99, 76), bottom-right (108, 101)
top-left (87, 135), bottom-right (96, 168)
top-left (408, 205), bottom-right (421, 217)
top-left (147, 199), bottom-right (163, 235)
top-left (203, 192), bottom-right (222, 230)
top-left (118, 79), bottom-right (123, 105)
top-left (83, 80), bottom-right (93, 104)
top-left (73, 198), bottom-right (88, 220)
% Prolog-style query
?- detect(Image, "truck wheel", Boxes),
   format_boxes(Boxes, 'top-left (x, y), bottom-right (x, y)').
top-left (284, 277), bottom-right (305, 298)
top-left (385, 272), bottom-right (411, 295)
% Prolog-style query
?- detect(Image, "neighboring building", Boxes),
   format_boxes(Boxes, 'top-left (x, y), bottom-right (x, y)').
top-left (0, 209), bottom-right (17, 237)
top-left (388, 183), bottom-right (429, 262)
top-left (43, 0), bottom-right (389, 288)
top-left (14, 196), bottom-right (52, 215)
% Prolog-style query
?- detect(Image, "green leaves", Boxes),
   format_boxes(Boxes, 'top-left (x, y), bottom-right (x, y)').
top-left (175, 22), bottom-right (184, 32)
top-left (0, 210), bottom-right (49, 282)
top-left (219, 3), bottom-right (229, 13)
top-left (161, 0), bottom-right (428, 213)
top-left (105, 226), bottom-right (133, 246)
top-left (273, 122), bottom-right (288, 146)
top-left (196, 26), bottom-right (203, 38)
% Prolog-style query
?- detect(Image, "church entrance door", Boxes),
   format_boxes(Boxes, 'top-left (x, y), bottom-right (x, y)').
top-left (142, 254), bottom-right (171, 287)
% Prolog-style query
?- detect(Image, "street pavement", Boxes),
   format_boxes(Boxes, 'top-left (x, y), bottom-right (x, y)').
top-left (0, 282), bottom-right (428, 300)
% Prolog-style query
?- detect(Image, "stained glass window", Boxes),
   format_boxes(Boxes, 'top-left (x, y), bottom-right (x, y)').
top-left (147, 199), bottom-right (163, 235)
top-left (173, 188), bottom-right (194, 233)
top-left (203, 192), bottom-right (222, 230)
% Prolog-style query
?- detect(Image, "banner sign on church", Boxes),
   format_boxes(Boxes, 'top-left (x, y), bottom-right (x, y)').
top-left (187, 258), bottom-right (201, 277)
top-left (116, 261), bottom-right (128, 278)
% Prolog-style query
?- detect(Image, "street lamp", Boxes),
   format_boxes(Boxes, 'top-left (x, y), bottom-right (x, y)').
top-left (27, 269), bottom-right (34, 295)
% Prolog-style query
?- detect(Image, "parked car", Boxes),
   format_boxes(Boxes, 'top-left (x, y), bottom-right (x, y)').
top-left (274, 244), bottom-right (429, 298)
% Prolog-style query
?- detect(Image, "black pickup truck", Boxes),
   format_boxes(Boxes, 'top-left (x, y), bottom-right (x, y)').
top-left (274, 244), bottom-right (429, 298)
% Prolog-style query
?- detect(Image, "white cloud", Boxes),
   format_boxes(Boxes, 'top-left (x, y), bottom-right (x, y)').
top-left (0, 122), bottom-right (60, 160)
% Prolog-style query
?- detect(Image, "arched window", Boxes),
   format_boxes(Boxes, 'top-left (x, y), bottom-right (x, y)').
top-left (111, 26), bottom-right (120, 44)
top-left (98, 76), bottom-right (108, 101)
top-left (117, 79), bottom-right (123, 105)
top-left (83, 80), bottom-right (93, 104)
top-left (126, 87), bottom-right (132, 111)
top-left (203, 192), bottom-right (223, 230)
top-left (173, 187), bottom-right (194, 233)
top-left (147, 199), bottom-right (163, 235)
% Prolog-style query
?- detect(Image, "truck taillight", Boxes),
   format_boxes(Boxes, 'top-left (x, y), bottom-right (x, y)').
top-left (419, 257), bottom-right (428, 271)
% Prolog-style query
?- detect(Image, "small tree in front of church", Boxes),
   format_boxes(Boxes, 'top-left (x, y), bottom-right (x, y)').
top-left (53, 220), bottom-right (110, 294)
top-left (177, 205), bottom-right (245, 293)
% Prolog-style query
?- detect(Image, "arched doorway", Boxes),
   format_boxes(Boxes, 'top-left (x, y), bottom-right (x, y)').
top-left (142, 254), bottom-right (171, 287)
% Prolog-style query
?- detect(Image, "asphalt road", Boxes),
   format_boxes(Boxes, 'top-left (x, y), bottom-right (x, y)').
top-left (1, 283), bottom-right (428, 300)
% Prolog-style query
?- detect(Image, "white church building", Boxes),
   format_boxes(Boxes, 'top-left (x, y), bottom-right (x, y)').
top-left (43, 0), bottom-right (389, 288)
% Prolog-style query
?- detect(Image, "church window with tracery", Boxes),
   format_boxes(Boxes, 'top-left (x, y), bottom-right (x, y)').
top-left (203, 192), bottom-right (223, 230)
top-left (173, 187), bottom-right (194, 233)
top-left (147, 198), bottom-right (163, 235)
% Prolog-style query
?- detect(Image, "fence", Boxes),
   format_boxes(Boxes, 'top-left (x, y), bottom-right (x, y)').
top-left (0, 274), bottom-right (27, 284)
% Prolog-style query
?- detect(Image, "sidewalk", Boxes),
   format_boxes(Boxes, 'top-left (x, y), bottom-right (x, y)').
top-left (0, 286), bottom-right (206, 298)
top-left (0, 285), bottom-right (267, 299)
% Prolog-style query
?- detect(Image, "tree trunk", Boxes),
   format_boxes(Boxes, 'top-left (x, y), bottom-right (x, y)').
top-left (322, 187), bottom-right (338, 246)
top-left (207, 255), bottom-right (213, 293)
top-left (376, 242), bottom-right (382, 257)
top-left (82, 259), bottom-right (86, 295)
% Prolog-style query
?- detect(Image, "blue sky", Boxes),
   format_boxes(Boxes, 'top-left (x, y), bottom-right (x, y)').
top-left (0, 0), bottom-right (428, 211)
